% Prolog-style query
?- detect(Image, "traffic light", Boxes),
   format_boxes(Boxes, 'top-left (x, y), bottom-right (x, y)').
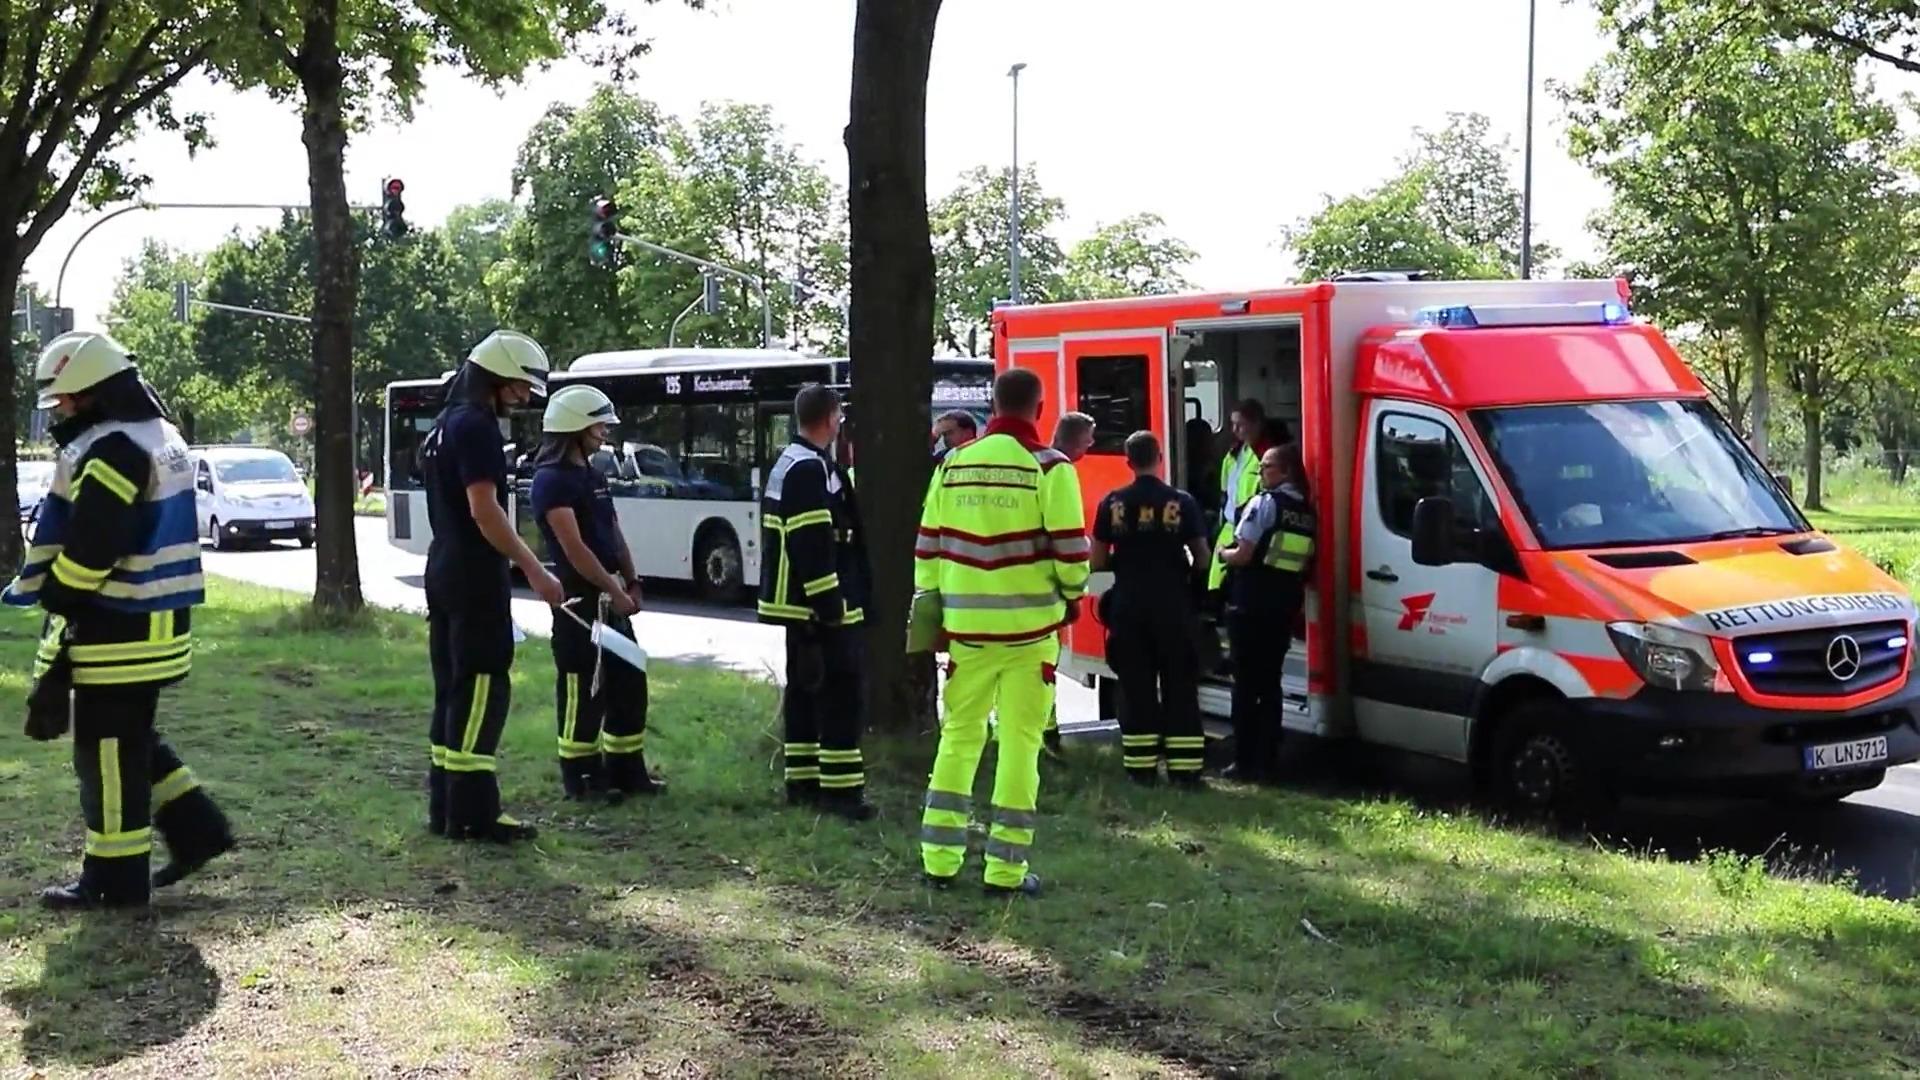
top-left (173, 281), bottom-right (190, 323)
top-left (701, 273), bottom-right (720, 314)
top-left (381, 178), bottom-right (408, 240)
top-left (589, 196), bottom-right (619, 267)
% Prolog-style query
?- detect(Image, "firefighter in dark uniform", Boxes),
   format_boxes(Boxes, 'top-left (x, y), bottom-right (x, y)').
top-left (421, 330), bottom-right (566, 843)
top-left (1218, 444), bottom-right (1316, 783)
top-left (759, 383), bottom-right (874, 822)
top-left (1090, 431), bottom-right (1211, 786)
top-left (530, 385), bottom-right (661, 802)
top-left (8, 331), bottom-right (232, 909)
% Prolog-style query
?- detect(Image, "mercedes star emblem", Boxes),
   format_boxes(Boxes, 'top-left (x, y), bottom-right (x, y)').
top-left (1826, 634), bottom-right (1863, 682)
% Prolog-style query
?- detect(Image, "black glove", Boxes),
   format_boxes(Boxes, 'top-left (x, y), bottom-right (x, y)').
top-left (25, 660), bottom-right (72, 741)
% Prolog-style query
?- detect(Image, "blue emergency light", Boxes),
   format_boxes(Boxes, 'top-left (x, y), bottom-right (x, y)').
top-left (1746, 650), bottom-right (1774, 665)
top-left (1415, 301), bottom-right (1632, 329)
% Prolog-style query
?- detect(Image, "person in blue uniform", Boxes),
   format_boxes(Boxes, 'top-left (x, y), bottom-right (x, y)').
top-left (1090, 431), bottom-right (1211, 786)
top-left (529, 385), bottom-right (661, 802)
top-left (1217, 444), bottom-right (1316, 783)
top-left (7, 331), bottom-right (232, 909)
top-left (421, 330), bottom-right (566, 843)
top-left (758, 383), bottom-right (875, 822)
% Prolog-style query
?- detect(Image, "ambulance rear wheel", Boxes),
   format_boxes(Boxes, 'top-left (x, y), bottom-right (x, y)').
top-left (1494, 701), bottom-right (1601, 821)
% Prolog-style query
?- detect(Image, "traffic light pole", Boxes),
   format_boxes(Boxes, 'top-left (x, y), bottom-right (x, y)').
top-left (54, 200), bottom-right (379, 308)
top-left (171, 291), bottom-right (356, 455)
top-left (613, 233), bottom-right (772, 348)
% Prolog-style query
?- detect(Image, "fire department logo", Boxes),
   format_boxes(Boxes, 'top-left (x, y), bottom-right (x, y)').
top-left (1397, 592), bottom-right (1436, 631)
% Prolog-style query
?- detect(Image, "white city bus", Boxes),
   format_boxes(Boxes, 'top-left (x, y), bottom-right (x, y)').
top-left (384, 348), bottom-right (992, 597)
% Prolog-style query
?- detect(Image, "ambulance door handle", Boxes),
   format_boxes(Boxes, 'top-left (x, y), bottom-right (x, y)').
top-left (1366, 567), bottom-right (1399, 583)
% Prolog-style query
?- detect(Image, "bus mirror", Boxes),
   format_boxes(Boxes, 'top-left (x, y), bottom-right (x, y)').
top-left (1410, 497), bottom-right (1457, 566)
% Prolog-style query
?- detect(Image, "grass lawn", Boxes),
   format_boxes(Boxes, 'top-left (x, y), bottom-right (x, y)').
top-left (5, 581), bottom-right (1920, 1076)
top-left (352, 492), bottom-right (386, 517)
top-left (1808, 504), bottom-right (1920, 590)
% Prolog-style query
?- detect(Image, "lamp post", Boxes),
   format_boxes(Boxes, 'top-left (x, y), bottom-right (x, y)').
top-left (1520, 0), bottom-right (1537, 280)
top-left (1008, 61), bottom-right (1028, 305)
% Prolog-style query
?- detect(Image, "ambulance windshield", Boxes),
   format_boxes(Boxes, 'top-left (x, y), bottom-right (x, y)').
top-left (1473, 399), bottom-right (1806, 550)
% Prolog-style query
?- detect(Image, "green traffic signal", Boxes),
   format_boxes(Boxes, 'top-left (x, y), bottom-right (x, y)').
top-left (589, 238), bottom-right (613, 267)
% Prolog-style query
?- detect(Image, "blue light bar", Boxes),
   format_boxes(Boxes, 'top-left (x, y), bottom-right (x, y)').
top-left (1891, 636), bottom-right (1909, 650)
top-left (1746, 650), bottom-right (1775, 665)
top-left (1414, 301), bottom-right (1632, 329)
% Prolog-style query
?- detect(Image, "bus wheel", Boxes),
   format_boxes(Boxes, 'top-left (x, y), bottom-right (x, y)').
top-left (1495, 701), bottom-right (1598, 821)
top-left (695, 526), bottom-right (744, 600)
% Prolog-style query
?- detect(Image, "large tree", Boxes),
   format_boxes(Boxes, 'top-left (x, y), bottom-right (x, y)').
top-left (930, 165), bottom-right (1064, 354)
top-left (1284, 112), bottom-right (1542, 281)
top-left (490, 87), bottom-right (845, 361)
top-left (1563, 0), bottom-right (1904, 468)
top-left (244, 0), bottom-right (680, 612)
top-left (847, 0), bottom-right (942, 732)
top-left (0, 0), bottom-right (244, 574)
top-left (1059, 213), bottom-right (1196, 301)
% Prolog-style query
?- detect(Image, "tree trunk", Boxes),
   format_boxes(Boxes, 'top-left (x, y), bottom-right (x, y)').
top-left (1743, 319), bottom-right (1770, 465)
top-left (0, 252), bottom-right (23, 578)
top-left (298, 1), bottom-right (364, 612)
top-left (847, 0), bottom-right (942, 733)
top-left (1801, 393), bottom-right (1824, 512)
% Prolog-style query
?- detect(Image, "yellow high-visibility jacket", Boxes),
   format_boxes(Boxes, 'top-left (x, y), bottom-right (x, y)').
top-left (1208, 441), bottom-right (1266, 590)
top-left (915, 418), bottom-right (1088, 644)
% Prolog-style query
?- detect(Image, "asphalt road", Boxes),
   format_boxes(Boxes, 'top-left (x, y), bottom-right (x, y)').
top-left (207, 517), bottom-right (1920, 899)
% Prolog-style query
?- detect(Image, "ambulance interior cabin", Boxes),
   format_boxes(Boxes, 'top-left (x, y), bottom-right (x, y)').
top-left (1172, 321), bottom-right (1308, 684)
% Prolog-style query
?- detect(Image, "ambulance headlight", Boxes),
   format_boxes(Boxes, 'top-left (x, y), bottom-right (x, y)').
top-left (1607, 622), bottom-right (1720, 692)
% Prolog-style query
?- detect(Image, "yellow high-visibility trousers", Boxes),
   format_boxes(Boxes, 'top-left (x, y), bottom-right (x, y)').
top-left (921, 636), bottom-right (1058, 888)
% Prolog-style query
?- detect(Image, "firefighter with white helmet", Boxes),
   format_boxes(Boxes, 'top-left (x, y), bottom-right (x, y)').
top-left (6, 331), bottom-right (233, 909)
top-left (530, 384), bottom-right (660, 801)
top-left (420, 330), bottom-right (566, 843)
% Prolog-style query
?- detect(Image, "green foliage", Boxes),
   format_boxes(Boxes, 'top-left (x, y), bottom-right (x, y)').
top-left (107, 216), bottom-right (494, 465)
top-left (1284, 113), bottom-right (1539, 281)
top-left (930, 165), bottom-right (1067, 353)
top-left (489, 86), bottom-right (844, 364)
top-left (1060, 213), bottom-right (1197, 301)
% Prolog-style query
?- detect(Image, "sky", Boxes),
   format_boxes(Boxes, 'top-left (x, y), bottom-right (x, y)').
top-left (26, 0), bottom-right (1619, 330)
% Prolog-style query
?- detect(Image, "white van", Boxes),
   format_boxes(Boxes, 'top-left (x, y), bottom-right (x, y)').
top-left (190, 446), bottom-right (317, 550)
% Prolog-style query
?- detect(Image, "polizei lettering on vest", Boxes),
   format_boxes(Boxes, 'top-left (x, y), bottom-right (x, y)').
top-left (1701, 592), bottom-right (1906, 631)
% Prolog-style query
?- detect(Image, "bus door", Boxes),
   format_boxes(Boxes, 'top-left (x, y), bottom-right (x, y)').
top-left (1059, 330), bottom-right (1170, 666)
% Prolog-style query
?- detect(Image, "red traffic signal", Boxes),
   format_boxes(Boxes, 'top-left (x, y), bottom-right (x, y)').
top-left (593, 196), bottom-right (617, 221)
top-left (386, 178), bottom-right (406, 197)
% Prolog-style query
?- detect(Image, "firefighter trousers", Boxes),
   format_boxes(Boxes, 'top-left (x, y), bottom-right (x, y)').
top-left (921, 636), bottom-right (1057, 888)
top-left (428, 602), bottom-right (515, 837)
top-left (552, 596), bottom-right (650, 796)
top-left (1105, 595), bottom-right (1203, 781)
top-left (72, 685), bottom-right (230, 903)
top-left (782, 625), bottom-right (866, 800)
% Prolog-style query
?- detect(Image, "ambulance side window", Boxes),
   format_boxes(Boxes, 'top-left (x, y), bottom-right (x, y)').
top-left (1376, 412), bottom-right (1498, 537)
top-left (1076, 355), bottom-right (1149, 456)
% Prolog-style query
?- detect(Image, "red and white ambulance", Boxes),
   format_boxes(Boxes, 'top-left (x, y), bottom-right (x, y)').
top-left (994, 276), bottom-right (1920, 810)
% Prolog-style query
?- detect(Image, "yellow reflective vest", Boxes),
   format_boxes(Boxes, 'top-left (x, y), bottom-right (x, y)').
top-left (1208, 442), bottom-right (1265, 590)
top-left (915, 420), bottom-right (1088, 644)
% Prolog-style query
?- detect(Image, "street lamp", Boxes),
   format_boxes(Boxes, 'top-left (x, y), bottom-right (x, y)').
top-left (1008, 61), bottom-right (1028, 305)
top-left (1520, 0), bottom-right (1537, 280)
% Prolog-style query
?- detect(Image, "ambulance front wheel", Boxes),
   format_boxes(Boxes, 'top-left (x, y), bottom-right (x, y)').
top-left (1494, 700), bottom-right (1608, 821)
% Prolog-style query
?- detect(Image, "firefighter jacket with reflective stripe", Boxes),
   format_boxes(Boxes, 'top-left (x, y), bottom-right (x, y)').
top-left (915, 418), bottom-right (1089, 644)
top-left (1229, 482), bottom-right (1315, 616)
top-left (7, 418), bottom-right (201, 687)
top-left (758, 436), bottom-right (868, 628)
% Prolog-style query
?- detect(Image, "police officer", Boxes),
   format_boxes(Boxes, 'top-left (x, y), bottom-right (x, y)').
top-left (7, 332), bottom-right (232, 909)
top-left (530, 385), bottom-right (661, 802)
top-left (1090, 431), bottom-right (1210, 787)
top-left (422, 330), bottom-right (566, 843)
top-left (760, 383), bottom-right (874, 822)
top-left (1217, 444), bottom-right (1316, 783)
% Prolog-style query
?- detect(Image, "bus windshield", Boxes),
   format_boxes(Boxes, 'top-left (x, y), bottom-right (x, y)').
top-left (1472, 399), bottom-right (1805, 550)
